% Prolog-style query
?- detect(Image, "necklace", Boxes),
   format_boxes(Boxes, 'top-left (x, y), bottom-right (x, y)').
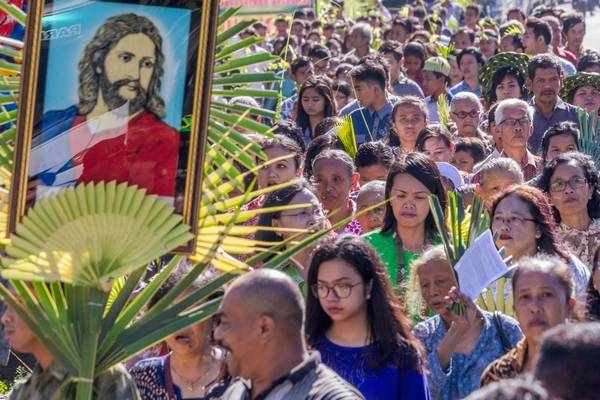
top-left (170, 358), bottom-right (214, 392)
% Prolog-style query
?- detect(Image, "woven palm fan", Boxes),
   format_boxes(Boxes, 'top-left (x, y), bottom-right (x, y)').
top-left (478, 52), bottom-right (530, 104)
top-left (2, 181), bottom-right (193, 287)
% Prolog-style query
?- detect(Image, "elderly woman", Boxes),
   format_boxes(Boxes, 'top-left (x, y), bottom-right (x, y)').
top-left (560, 72), bottom-right (600, 116)
top-left (410, 246), bottom-right (522, 400)
top-left (538, 152), bottom-right (600, 269)
top-left (449, 93), bottom-right (488, 141)
top-left (481, 255), bottom-right (577, 385)
top-left (490, 185), bottom-right (590, 299)
top-left (477, 158), bottom-right (524, 210)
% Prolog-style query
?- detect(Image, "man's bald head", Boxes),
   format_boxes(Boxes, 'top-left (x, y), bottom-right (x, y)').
top-left (227, 269), bottom-right (305, 332)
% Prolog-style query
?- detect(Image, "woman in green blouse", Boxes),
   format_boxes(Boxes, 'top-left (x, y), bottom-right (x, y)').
top-left (364, 152), bottom-right (447, 286)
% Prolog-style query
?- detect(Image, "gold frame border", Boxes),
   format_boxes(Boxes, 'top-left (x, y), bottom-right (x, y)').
top-left (7, 0), bottom-right (219, 254)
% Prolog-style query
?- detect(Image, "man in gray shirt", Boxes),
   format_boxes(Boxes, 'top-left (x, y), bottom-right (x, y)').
top-left (378, 41), bottom-right (424, 98)
top-left (215, 270), bottom-right (364, 400)
top-left (527, 53), bottom-right (580, 155)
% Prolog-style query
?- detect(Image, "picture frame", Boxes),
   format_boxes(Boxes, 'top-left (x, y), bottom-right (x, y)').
top-left (9, 0), bottom-right (219, 253)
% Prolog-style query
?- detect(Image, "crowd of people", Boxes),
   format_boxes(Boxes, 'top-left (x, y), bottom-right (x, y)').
top-left (3, 0), bottom-right (600, 399)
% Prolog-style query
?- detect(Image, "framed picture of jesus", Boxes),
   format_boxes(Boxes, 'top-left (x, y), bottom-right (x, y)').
top-left (9, 0), bottom-right (219, 253)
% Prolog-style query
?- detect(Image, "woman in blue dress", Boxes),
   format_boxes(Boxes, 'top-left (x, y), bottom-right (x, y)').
top-left (306, 234), bottom-right (430, 400)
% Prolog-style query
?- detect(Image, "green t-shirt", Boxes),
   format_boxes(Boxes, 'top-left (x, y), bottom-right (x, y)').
top-left (363, 229), bottom-right (438, 286)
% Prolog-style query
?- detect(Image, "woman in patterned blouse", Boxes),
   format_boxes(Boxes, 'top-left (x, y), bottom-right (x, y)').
top-left (538, 152), bottom-right (600, 270)
top-left (130, 262), bottom-right (227, 400)
top-left (481, 255), bottom-right (577, 385)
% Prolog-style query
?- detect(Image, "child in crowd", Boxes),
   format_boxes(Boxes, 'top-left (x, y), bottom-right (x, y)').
top-left (312, 149), bottom-right (362, 235)
top-left (354, 141), bottom-right (394, 186)
top-left (389, 96), bottom-right (429, 153)
top-left (453, 137), bottom-right (487, 173)
top-left (356, 180), bottom-right (386, 233)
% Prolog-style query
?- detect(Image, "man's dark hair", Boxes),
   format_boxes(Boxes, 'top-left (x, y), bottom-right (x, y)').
top-left (526, 17), bottom-right (553, 46)
top-left (540, 121), bottom-right (580, 163)
top-left (561, 12), bottom-right (585, 35)
top-left (292, 9), bottom-right (306, 19)
top-left (455, 137), bottom-right (486, 164)
top-left (354, 141), bottom-right (394, 169)
top-left (308, 44), bottom-right (331, 61)
top-left (378, 40), bottom-right (403, 62)
top-left (273, 120), bottom-right (306, 153)
top-left (578, 51), bottom-right (600, 72)
top-left (350, 61), bottom-right (387, 90)
top-left (291, 56), bottom-right (312, 75)
top-left (464, 378), bottom-right (548, 400)
top-left (528, 53), bottom-right (563, 80)
top-left (78, 13), bottom-right (165, 117)
top-left (535, 322), bottom-right (600, 400)
top-left (457, 47), bottom-right (485, 66)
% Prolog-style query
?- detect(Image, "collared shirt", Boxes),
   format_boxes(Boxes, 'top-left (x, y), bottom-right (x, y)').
top-left (221, 353), bottom-right (365, 400)
top-left (9, 362), bottom-right (140, 400)
top-left (529, 97), bottom-right (580, 155)
top-left (413, 311), bottom-right (522, 400)
top-left (425, 93), bottom-right (453, 124)
top-left (480, 339), bottom-right (528, 387)
top-left (449, 80), bottom-right (481, 97)
top-left (349, 96), bottom-right (397, 144)
top-left (470, 151), bottom-right (541, 184)
top-left (339, 92), bottom-right (399, 117)
top-left (393, 76), bottom-right (424, 98)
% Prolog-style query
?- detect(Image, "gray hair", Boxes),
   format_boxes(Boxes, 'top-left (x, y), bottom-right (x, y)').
top-left (494, 98), bottom-right (534, 125)
top-left (479, 157), bottom-right (524, 186)
top-left (512, 254), bottom-right (575, 300)
top-left (350, 22), bottom-right (372, 44)
top-left (78, 13), bottom-right (165, 117)
top-left (450, 92), bottom-right (483, 111)
top-left (358, 180), bottom-right (385, 198)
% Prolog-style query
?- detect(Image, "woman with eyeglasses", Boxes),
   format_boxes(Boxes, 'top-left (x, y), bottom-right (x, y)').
top-left (490, 185), bottom-right (590, 300)
top-left (538, 152), bottom-right (600, 270)
top-left (256, 181), bottom-right (330, 289)
top-left (364, 152), bottom-right (447, 287)
top-left (306, 234), bottom-right (430, 400)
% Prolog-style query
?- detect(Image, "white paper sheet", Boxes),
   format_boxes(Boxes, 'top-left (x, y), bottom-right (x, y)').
top-left (454, 230), bottom-right (509, 299)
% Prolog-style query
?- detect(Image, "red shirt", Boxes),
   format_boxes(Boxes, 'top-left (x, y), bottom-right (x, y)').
top-left (75, 111), bottom-right (180, 197)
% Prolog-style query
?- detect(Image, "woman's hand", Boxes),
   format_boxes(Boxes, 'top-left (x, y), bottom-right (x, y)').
top-left (437, 287), bottom-right (484, 369)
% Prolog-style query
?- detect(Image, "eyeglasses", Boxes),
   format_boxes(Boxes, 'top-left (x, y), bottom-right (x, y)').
top-left (279, 207), bottom-right (324, 219)
top-left (500, 117), bottom-right (531, 127)
top-left (451, 110), bottom-right (479, 119)
top-left (549, 176), bottom-right (587, 192)
top-left (311, 282), bottom-right (363, 299)
top-left (492, 214), bottom-right (536, 226)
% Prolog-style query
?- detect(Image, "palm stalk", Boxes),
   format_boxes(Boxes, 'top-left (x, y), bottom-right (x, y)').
top-left (429, 192), bottom-right (490, 314)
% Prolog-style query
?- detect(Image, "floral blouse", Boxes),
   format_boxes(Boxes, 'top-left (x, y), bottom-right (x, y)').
top-left (413, 311), bottom-right (522, 400)
top-left (480, 338), bottom-right (528, 386)
top-left (556, 218), bottom-right (600, 271)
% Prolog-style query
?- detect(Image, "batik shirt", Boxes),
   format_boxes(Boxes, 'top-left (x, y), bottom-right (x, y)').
top-left (480, 339), bottom-right (528, 386)
top-left (556, 218), bottom-right (600, 271)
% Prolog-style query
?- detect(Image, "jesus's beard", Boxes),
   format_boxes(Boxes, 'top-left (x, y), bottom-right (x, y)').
top-left (98, 74), bottom-right (149, 116)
